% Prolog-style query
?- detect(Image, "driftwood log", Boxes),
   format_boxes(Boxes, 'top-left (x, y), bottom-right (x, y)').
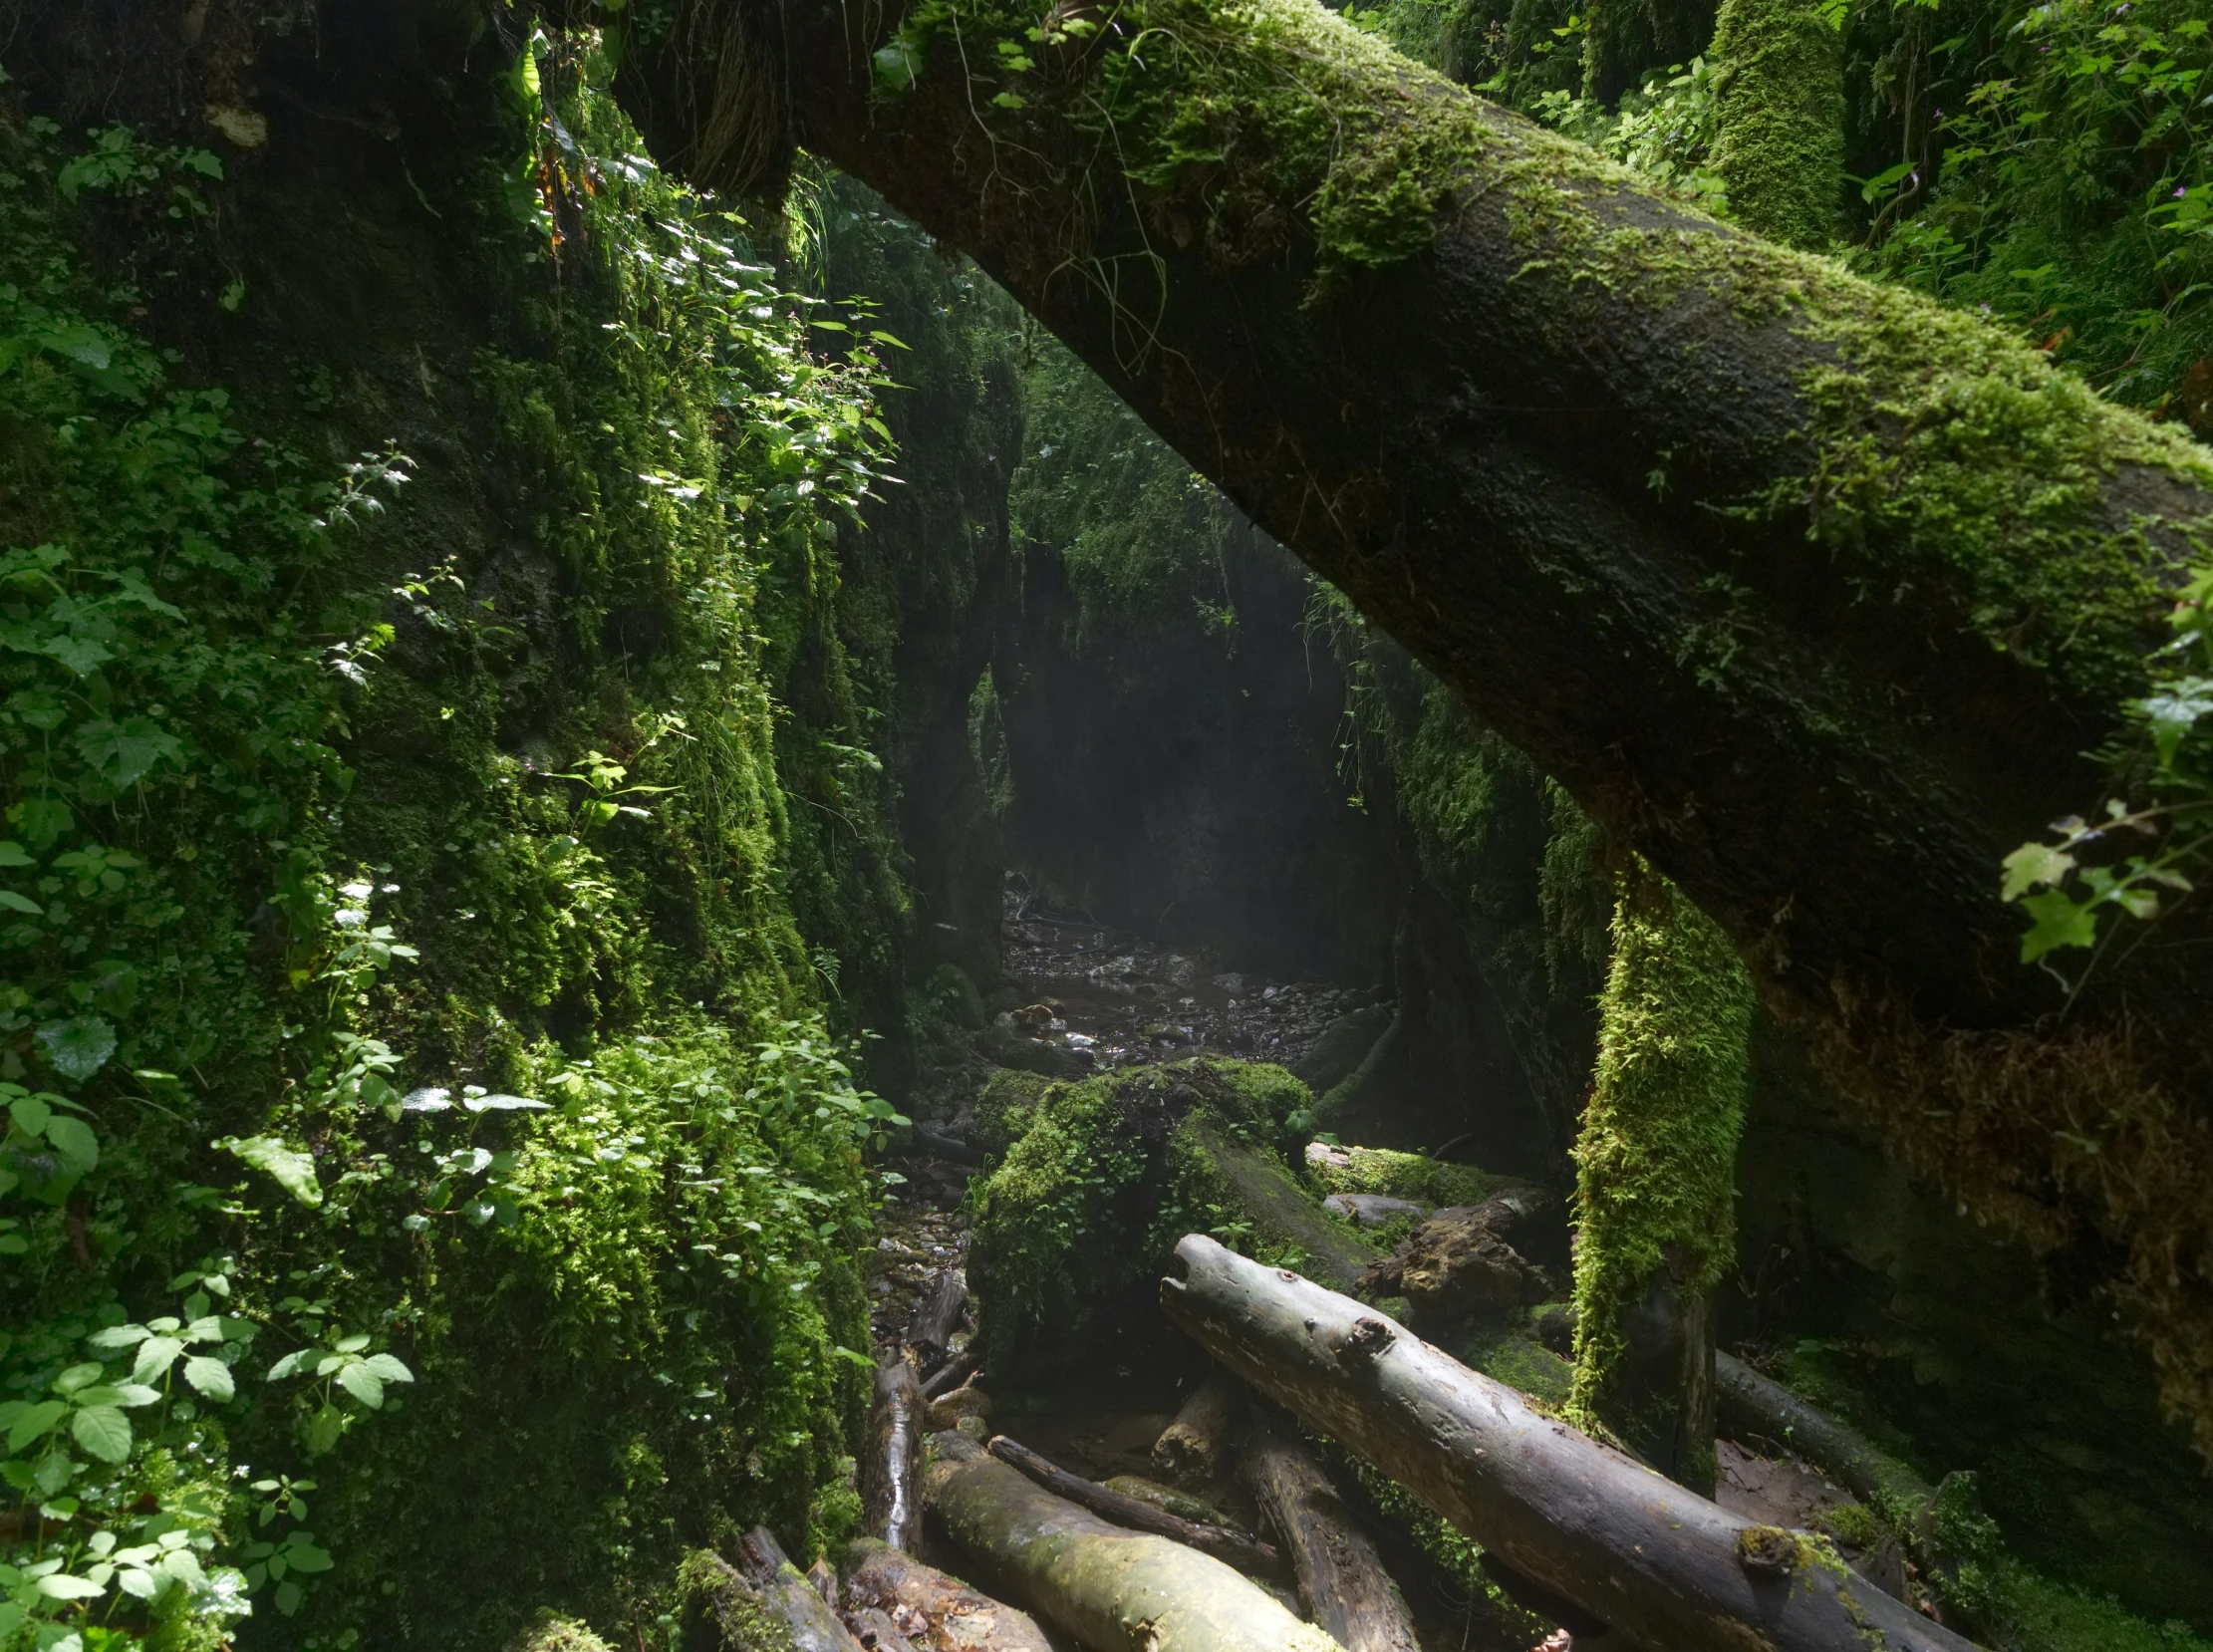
top-left (925, 1431), bottom-right (1341, 1652)
top-left (984, 1434), bottom-right (1284, 1577)
top-left (842, 1538), bottom-right (1053, 1652)
top-left (737, 1527), bottom-right (868, 1652)
top-left (860, 1359), bottom-right (929, 1551)
top-left (909, 1270), bottom-right (969, 1367)
top-left (1242, 1424), bottom-right (1419, 1652)
top-left (1153, 1372), bottom-right (1244, 1486)
top-left (1160, 1237), bottom-right (1977, 1652)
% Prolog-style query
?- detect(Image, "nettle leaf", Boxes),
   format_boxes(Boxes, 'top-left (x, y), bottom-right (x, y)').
top-left (361, 1353), bottom-right (414, 1385)
top-left (71, 1404), bottom-right (133, 1463)
top-left (6, 1399), bottom-right (66, 1450)
top-left (220, 1135), bottom-right (324, 1207)
top-left (335, 1363), bottom-right (385, 1408)
top-left (74, 716), bottom-right (183, 789)
top-left (132, 1336), bottom-right (184, 1385)
top-left (181, 1356), bottom-right (235, 1402)
top-left (36, 1015), bottom-right (116, 1083)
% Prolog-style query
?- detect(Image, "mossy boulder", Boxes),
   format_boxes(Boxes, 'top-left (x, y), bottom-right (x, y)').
top-left (1302, 1142), bottom-right (1510, 1209)
top-left (967, 1057), bottom-right (1325, 1378)
top-left (968, 1067), bottom-right (1061, 1156)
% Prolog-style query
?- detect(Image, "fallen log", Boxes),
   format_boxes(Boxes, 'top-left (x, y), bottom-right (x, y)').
top-left (1160, 1237), bottom-right (1977, 1652)
top-left (984, 1434), bottom-right (1285, 1578)
top-left (1242, 1424), bottom-right (1419, 1652)
top-left (925, 1432), bottom-right (1340, 1652)
top-left (861, 1358), bottom-right (928, 1552)
top-left (910, 1270), bottom-right (969, 1366)
top-left (921, 1347), bottom-right (982, 1402)
top-left (842, 1537), bottom-right (1054, 1652)
top-left (1153, 1370), bottom-right (1243, 1486)
top-left (740, 1526), bottom-right (868, 1652)
top-left (1715, 1352), bottom-right (1936, 1518)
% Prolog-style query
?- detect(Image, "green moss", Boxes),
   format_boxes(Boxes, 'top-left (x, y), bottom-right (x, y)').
top-left (1304, 1144), bottom-right (1504, 1208)
top-left (1460, 1325), bottom-right (1576, 1407)
top-left (1707, 0), bottom-right (1842, 251)
top-left (970, 1068), bottom-right (1061, 1156)
top-left (1567, 864), bottom-right (1754, 1453)
top-left (506, 1613), bottom-right (618, 1652)
top-left (966, 1057), bottom-right (1311, 1373)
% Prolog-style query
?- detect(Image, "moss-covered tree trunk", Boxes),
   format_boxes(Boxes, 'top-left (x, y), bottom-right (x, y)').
top-left (1709, 0), bottom-right (1844, 249)
top-left (585, 0), bottom-right (2213, 1454)
top-left (1567, 865), bottom-right (1754, 1495)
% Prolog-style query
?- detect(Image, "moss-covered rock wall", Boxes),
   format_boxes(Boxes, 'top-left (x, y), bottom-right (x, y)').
top-left (0, 13), bottom-right (1008, 1651)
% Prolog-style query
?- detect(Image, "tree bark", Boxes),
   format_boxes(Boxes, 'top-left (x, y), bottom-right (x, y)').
top-left (862, 1359), bottom-right (930, 1552)
top-left (922, 1347), bottom-right (982, 1402)
top-left (1160, 1235), bottom-right (1978, 1652)
top-left (1569, 868), bottom-right (1754, 1497)
top-left (925, 1432), bottom-right (1342, 1652)
top-left (909, 1270), bottom-right (969, 1368)
top-left (589, 0), bottom-right (2213, 1451)
top-left (842, 1537), bottom-right (1055, 1652)
top-left (985, 1434), bottom-right (1285, 1577)
top-left (1241, 1423), bottom-right (1420, 1652)
top-left (736, 1528), bottom-right (870, 1652)
top-left (1153, 1371), bottom-right (1245, 1487)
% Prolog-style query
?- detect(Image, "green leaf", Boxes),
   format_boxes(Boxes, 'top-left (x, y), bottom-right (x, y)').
top-left (35, 1571), bottom-right (106, 1600)
top-left (42, 1115), bottom-right (98, 1175)
top-left (220, 1135), bottom-right (323, 1207)
top-left (74, 716), bottom-right (183, 789)
top-left (8, 1093), bottom-right (53, 1136)
top-left (70, 1405), bottom-right (132, 1463)
top-left (35, 1016), bottom-right (116, 1082)
top-left (0, 841), bottom-right (32, 866)
top-left (304, 1402), bottom-right (345, 1456)
top-left (335, 1363), bottom-right (385, 1408)
top-left (285, 1539), bottom-right (334, 1573)
top-left (275, 1579), bottom-right (303, 1615)
top-left (87, 1323), bottom-right (148, 1352)
top-left (131, 1335), bottom-right (184, 1386)
top-left (181, 1356), bottom-right (234, 1402)
top-left (361, 1353), bottom-right (414, 1384)
top-left (2019, 890), bottom-right (2102, 961)
top-left (0, 890), bottom-right (41, 915)
top-left (2000, 840), bottom-right (2075, 900)
top-left (6, 1399), bottom-right (65, 1450)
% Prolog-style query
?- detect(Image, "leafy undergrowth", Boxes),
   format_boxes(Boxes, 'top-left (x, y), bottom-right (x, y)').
top-left (1, 34), bottom-right (919, 1652)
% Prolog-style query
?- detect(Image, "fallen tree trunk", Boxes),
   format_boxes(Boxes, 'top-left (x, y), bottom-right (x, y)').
top-left (861, 1359), bottom-right (929, 1551)
top-left (926, 1431), bottom-right (1342, 1652)
top-left (910, 1270), bottom-right (968, 1367)
top-left (740, 1527), bottom-right (868, 1652)
top-left (1161, 1236), bottom-right (1977, 1652)
top-left (590, 0), bottom-right (2213, 1455)
top-left (1242, 1424), bottom-right (1420, 1652)
top-left (922, 1347), bottom-right (982, 1402)
top-left (1153, 1371), bottom-right (1245, 1487)
top-left (842, 1537), bottom-right (1054, 1652)
top-left (985, 1434), bottom-right (1285, 1577)
top-left (1714, 1352), bottom-right (1935, 1517)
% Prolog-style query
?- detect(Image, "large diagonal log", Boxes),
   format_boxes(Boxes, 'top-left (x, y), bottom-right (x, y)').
top-left (589, 0), bottom-right (2213, 1452)
top-left (1161, 1235), bottom-right (1976, 1652)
